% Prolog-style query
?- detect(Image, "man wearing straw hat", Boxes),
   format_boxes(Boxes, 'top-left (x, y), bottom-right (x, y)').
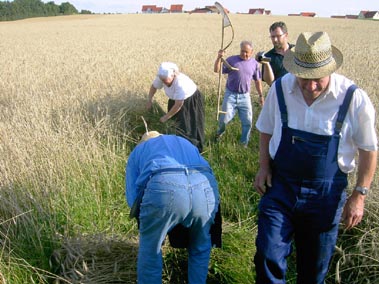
top-left (126, 131), bottom-right (220, 284)
top-left (254, 31), bottom-right (377, 283)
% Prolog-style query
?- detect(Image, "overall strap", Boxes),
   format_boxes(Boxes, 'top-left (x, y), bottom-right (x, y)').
top-left (274, 77), bottom-right (288, 127)
top-left (334, 84), bottom-right (357, 134)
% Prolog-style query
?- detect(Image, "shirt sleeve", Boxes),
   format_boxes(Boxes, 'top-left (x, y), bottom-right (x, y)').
top-left (125, 151), bottom-right (139, 208)
top-left (255, 85), bottom-right (277, 134)
top-left (152, 76), bottom-right (164, 89)
top-left (351, 89), bottom-right (378, 151)
top-left (253, 62), bottom-right (262, 81)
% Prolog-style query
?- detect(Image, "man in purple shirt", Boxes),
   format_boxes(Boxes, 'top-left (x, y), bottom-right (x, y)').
top-left (214, 40), bottom-right (264, 147)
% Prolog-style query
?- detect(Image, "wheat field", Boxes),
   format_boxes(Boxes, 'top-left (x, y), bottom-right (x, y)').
top-left (0, 13), bottom-right (378, 283)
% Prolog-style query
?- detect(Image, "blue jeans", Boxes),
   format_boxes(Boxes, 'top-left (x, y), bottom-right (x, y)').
top-left (218, 88), bottom-right (252, 145)
top-left (137, 168), bottom-right (219, 284)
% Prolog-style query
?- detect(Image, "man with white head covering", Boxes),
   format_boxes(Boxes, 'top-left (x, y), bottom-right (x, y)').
top-left (146, 62), bottom-right (205, 152)
top-left (126, 132), bottom-right (219, 284)
top-left (254, 31), bottom-right (377, 283)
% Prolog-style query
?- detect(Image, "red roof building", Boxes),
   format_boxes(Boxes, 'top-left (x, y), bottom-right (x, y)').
top-left (142, 5), bottom-right (163, 13)
top-left (170, 4), bottom-right (183, 13)
top-left (248, 8), bottom-right (271, 15)
top-left (358, 10), bottom-right (379, 19)
top-left (300, 12), bottom-right (316, 17)
top-left (288, 12), bottom-right (316, 17)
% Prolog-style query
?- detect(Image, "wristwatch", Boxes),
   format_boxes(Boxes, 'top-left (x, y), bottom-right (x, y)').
top-left (354, 186), bottom-right (369, 195)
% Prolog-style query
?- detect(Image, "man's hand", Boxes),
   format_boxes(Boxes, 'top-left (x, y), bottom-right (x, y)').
top-left (159, 115), bottom-right (168, 123)
top-left (254, 166), bottom-right (272, 196)
top-left (341, 191), bottom-right (366, 230)
top-left (259, 95), bottom-right (264, 107)
top-left (255, 51), bottom-right (271, 63)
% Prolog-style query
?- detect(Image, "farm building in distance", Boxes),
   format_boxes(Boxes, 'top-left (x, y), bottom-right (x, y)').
top-left (358, 10), bottom-right (379, 19)
top-left (248, 8), bottom-right (271, 15)
top-left (141, 4), bottom-right (183, 13)
top-left (190, 6), bottom-right (220, 14)
top-left (288, 12), bottom-right (317, 17)
top-left (140, 5), bottom-right (378, 20)
top-left (331, 10), bottom-right (378, 20)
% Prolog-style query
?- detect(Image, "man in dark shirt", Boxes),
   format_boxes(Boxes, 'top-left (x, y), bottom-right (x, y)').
top-left (259, 21), bottom-right (294, 86)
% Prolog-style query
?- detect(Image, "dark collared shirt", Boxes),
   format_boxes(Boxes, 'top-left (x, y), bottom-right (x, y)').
top-left (262, 44), bottom-right (295, 81)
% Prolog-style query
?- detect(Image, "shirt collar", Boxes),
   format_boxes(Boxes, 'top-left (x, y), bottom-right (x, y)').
top-left (325, 73), bottom-right (338, 100)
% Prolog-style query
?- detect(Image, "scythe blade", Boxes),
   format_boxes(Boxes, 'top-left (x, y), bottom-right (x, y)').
top-left (214, 2), bottom-right (235, 121)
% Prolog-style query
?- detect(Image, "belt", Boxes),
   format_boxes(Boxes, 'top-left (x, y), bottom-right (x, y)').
top-left (151, 166), bottom-right (211, 176)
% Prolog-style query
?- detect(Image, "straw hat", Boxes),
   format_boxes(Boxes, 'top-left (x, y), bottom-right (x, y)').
top-left (283, 31), bottom-right (343, 79)
top-left (140, 131), bottom-right (162, 143)
top-left (157, 62), bottom-right (179, 79)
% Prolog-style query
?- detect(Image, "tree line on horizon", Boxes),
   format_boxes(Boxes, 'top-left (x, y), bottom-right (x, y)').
top-left (0, 0), bottom-right (92, 21)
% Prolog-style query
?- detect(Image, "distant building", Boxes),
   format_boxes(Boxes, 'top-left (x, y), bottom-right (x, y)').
top-left (300, 12), bottom-right (316, 17)
top-left (358, 10), bottom-right (379, 20)
top-left (248, 8), bottom-right (271, 15)
top-left (141, 5), bottom-right (162, 13)
top-left (170, 4), bottom-right (183, 13)
top-left (190, 7), bottom-right (213, 13)
top-left (288, 12), bottom-right (316, 17)
top-left (190, 5), bottom-right (227, 14)
top-left (141, 4), bottom-right (183, 13)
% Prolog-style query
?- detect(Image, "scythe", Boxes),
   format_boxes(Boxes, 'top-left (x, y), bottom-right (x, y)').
top-left (214, 2), bottom-right (237, 121)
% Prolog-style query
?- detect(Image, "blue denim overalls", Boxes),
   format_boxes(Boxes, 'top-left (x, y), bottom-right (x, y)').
top-left (254, 78), bottom-right (357, 284)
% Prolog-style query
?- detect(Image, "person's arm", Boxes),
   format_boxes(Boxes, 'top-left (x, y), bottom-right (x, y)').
top-left (146, 84), bottom-right (157, 110)
top-left (254, 79), bottom-right (264, 106)
top-left (262, 61), bottom-right (275, 86)
top-left (160, 99), bottom-right (184, 123)
top-left (342, 149), bottom-right (377, 229)
top-left (214, 50), bottom-right (225, 73)
top-left (254, 132), bottom-right (272, 196)
top-left (125, 153), bottom-right (138, 208)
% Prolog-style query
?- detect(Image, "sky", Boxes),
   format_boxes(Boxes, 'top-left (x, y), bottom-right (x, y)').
top-left (48, 0), bottom-right (378, 17)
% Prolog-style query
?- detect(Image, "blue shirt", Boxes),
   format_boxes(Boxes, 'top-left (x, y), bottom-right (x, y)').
top-left (223, 55), bottom-right (261, 94)
top-left (125, 135), bottom-right (211, 207)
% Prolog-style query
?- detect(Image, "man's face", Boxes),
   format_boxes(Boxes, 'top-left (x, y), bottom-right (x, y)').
top-left (297, 76), bottom-right (330, 98)
top-left (239, 44), bottom-right (253, 60)
top-left (270, 27), bottom-right (288, 50)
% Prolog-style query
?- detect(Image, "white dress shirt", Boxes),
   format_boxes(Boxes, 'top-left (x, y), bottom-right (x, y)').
top-left (256, 73), bottom-right (378, 173)
top-left (153, 73), bottom-right (197, 100)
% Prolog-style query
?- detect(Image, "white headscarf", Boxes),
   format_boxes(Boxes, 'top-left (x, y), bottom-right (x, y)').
top-left (157, 62), bottom-right (179, 79)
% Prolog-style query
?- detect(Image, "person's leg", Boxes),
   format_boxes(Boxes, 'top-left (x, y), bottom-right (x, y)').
top-left (188, 90), bottom-right (205, 152)
top-left (237, 93), bottom-right (253, 145)
top-left (217, 89), bottom-right (237, 137)
top-left (294, 191), bottom-right (346, 284)
top-left (186, 171), bottom-right (219, 284)
top-left (254, 178), bottom-right (295, 284)
top-left (138, 173), bottom-right (190, 284)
